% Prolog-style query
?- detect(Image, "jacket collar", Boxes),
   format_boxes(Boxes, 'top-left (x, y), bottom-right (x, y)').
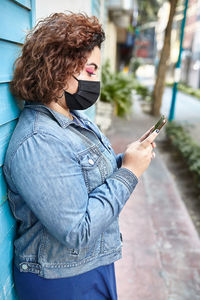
top-left (24, 101), bottom-right (91, 129)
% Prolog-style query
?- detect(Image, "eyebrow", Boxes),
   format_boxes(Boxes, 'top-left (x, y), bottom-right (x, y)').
top-left (86, 63), bottom-right (99, 70)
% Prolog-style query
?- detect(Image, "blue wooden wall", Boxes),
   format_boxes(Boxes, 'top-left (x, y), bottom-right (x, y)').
top-left (0, 1), bottom-right (35, 299)
top-left (84, 0), bottom-right (101, 122)
top-left (91, 0), bottom-right (101, 18)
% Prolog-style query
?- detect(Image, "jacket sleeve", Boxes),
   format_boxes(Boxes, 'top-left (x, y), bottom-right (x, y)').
top-left (10, 132), bottom-right (138, 249)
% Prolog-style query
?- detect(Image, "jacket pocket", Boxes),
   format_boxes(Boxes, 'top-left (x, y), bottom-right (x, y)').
top-left (39, 230), bottom-right (103, 266)
top-left (77, 146), bottom-right (111, 193)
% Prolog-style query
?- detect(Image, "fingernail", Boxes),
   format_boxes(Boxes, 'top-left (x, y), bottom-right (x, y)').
top-left (155, 129), bottom-right (160, 133)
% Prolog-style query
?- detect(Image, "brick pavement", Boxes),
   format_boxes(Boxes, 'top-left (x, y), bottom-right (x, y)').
top-left (106, 100), bottom-right (200, 300)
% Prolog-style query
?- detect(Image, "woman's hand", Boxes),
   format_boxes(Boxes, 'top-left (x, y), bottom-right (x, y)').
top-left (121, 130), bottom-right (159, 178)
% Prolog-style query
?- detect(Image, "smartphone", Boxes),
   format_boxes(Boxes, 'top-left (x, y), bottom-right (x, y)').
top-left (151, 115), bottom-right (167, 133)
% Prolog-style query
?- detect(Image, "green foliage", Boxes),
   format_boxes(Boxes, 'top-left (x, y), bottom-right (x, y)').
top-left (133, 83), bottom-right (152, 102)
top-left (166, 82), bottom-right (200, 100)
top-left (127, 24), bottom-right (135, 34)
top-left (137, 0), bottom-right (164, 25)
top-left (135, 85), bottom-right (149, 98)
top-left (100, 60), bottom-right (136, 118)
top-left (166, 122), bottom-right (200, 189)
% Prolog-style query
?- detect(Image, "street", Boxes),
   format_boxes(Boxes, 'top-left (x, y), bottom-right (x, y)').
top-left (161, 87), bottom-right (200, 123)
top-left (107, 98), bottom-right (200, 300)
top-left (137, 69), bottom-right (200, 144)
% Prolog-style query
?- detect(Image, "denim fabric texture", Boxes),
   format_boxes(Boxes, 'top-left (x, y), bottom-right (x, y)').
top-left (3, 102), bottom-right (138, 279)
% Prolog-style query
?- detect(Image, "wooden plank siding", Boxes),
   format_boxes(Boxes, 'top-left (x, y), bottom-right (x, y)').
top-left (91, 0), bottom-right (101, 18)
top-left (0, 1), bottom-right (35, 299)
top-left (83, 0), bottom-right (101, 122)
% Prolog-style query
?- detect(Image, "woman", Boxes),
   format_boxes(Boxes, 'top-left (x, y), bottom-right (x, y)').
top-left (3, 12), bottom-right (159, 300)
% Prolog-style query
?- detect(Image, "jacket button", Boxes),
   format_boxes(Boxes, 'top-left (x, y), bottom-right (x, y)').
top-left (108, 145), bottom-right (112, 149)
top-left (88, 159), bottom-right (94, 165)
top-left (22, 264), bottom-right (28, 270)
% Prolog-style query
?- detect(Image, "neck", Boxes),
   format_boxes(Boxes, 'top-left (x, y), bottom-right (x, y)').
top-left (45, 99), bottom-right (73, 120)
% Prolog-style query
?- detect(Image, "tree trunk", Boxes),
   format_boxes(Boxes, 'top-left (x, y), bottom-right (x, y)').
top-left (151, 0), bottom-right (179, 116)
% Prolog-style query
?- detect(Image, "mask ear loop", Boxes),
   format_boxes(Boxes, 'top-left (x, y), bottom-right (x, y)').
top-left (72, 75), bottom-right (79, 81)
top-left (57, 75), bottom-right (78, 98)
top-left (56, 91), bottom-right (64, 99)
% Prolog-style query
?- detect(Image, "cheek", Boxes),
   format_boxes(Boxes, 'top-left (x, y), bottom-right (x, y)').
top-left (64, 78), bottom-right (78, 94)
top-left (89, 74), bottom-right (100, 81)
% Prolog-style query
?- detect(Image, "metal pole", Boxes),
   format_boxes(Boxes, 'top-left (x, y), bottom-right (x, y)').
top-left (168, 0), bottom-right (189, 121)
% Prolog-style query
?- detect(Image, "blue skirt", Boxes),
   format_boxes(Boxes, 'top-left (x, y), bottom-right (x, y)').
top-left (14, 263), bottom-right (118, 300)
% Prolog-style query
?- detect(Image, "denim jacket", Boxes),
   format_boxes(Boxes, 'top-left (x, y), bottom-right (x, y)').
top-left (3, 102), bottom-right (138, 279)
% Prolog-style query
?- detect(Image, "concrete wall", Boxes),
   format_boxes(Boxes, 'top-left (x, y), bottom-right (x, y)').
top-left (103, 21), bottom-right (117, 72)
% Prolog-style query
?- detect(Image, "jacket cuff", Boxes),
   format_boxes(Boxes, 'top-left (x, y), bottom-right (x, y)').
top-left (110, 168), bottom-right (138, 194)
top-left (116, 153), bottom-right (124, 169)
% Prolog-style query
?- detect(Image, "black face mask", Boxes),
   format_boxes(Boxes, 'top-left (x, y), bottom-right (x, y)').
top-left (64, 76), bottom-right (100, 110)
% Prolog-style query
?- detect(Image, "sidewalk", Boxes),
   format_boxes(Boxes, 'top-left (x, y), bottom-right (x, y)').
top-left (105, 99), bottom-right (200, 300)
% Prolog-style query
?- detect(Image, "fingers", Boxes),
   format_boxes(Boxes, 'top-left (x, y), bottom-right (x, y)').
top-left (139, 126), bottom-right (155, 142)
top-left (141, 129), bottom-right (159, 148)
top-left (127, 139), bottom-right (156, 150)
top-left (126, 140), bottom-right (140, 150)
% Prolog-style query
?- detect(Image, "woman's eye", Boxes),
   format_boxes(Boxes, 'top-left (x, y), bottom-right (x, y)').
top-left (86, 67), bottom-right (96, 76)
top-left (87, 71), bottom-right (95, 76)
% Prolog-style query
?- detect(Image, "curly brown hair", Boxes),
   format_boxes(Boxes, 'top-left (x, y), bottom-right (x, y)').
top-left (10, 12), bottom-right (105, 104)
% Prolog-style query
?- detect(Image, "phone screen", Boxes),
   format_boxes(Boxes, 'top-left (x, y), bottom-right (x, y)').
top-left (154, 115), bottom-right (167, 131)
top-left (150, 115), bottom-right (167, 134)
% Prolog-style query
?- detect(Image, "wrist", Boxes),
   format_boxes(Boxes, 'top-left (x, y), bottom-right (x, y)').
top-left (121, 165), bottom-right (140, 180)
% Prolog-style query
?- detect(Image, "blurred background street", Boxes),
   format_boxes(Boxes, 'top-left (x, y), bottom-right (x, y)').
top-left (106, 96), bottom-right (200, 300)
top-left (95, 0), bottom-right (200, 298)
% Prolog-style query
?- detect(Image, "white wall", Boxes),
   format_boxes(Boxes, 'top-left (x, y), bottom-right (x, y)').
top-left (103, 21), bottom-right (117, 72)
top-left (35, 0), bottom-right (92, 21)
